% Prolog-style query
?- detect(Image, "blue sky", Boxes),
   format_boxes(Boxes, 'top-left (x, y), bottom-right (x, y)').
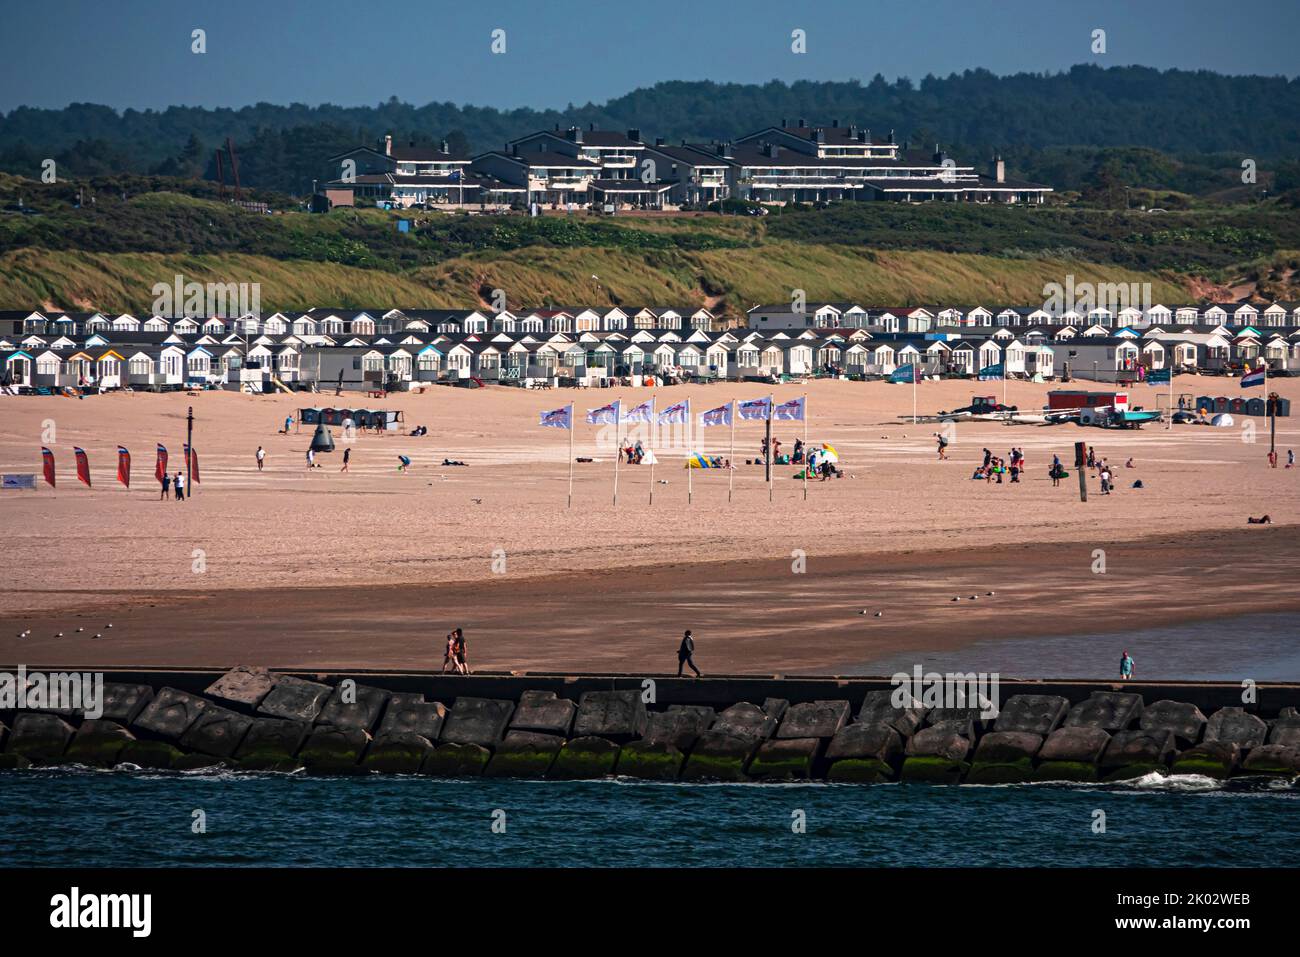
top-left (2, 0), bottom-right (1297, 113)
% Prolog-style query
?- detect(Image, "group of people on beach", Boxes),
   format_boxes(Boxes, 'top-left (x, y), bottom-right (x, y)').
top-left (159, 470), bottom-right (187, 500)
top-left (971, 447), bottom-right (1025, 484)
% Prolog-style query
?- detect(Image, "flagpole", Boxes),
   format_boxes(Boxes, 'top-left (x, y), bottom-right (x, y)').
top-left (912, 366), bottom-right (918, 424)
top-left (613, 404), bottom-right (621, 507)
top-left (1167, 358), bottom-right (1174, 430)
top-left (767, 392), bottom-right (774, 503)
top-left (727, 399), bottom-right (735, 503)
top-left (685, 398), bottom-right (693, 506)
top-left (649, 392), bottom-right (656, 506)
top-left (567, 403), bottom-right (574, 508)
top-left (802, 393), bottom-right (809, 501)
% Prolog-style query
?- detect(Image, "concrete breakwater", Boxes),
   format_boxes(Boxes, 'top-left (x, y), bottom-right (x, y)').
top-left (2, 669), bottom-right (1299, 784)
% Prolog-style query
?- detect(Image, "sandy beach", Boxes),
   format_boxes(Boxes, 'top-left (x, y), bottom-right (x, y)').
top-left (2, 377), bottom-right (1297, 674)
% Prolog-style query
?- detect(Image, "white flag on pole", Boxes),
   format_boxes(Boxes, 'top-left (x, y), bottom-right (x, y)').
top-left (700, 401), bottom-right (733, 427)
top-left (586, 400), bottom-right (622, 425)
top-left (623, 398), bottom-right (655, 423)
top-left (538, 405), bottom-right (572, 429)
top-left (738, 396), bottom-right (772, 421)
top-left (773, 396), bottom-right (806, 421)
top-left (658, 399), bottom-right (690, 425)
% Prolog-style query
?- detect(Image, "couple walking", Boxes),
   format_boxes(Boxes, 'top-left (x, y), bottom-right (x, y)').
top-left (442, 628), bottom-right (471, 674)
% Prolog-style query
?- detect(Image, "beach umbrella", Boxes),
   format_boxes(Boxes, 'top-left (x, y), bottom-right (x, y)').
top-left (819, 444), bottom-right (840, 463)
top-left (1210, 413), bottom-right (1234, 427)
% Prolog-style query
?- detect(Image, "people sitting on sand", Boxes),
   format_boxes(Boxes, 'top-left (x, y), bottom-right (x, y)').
top-left (1247, 514), bottom-right (1272, 524)
top-left (441, 458), bottom-right (468, 466)
top-left (793, 438), bottom-right (805, 464)
top-left (409, 425), bottom-right (428, 437)
top-left (1126, 457), bottom-right (1135, 468)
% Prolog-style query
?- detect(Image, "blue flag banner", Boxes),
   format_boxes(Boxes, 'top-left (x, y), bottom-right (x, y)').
top-left (978, 363), bottom-right (1005, 381)
top-left (890, 363), bottom-right (916, 384)
top-left (1147, 367), bottom-right (1171, 384)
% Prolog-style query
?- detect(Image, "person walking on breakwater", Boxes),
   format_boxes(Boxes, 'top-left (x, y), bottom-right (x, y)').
top-left (442, 631), bottom-right (460, 674)
top-left (1120, 651), bottom-right (1134, 681)
top-left (677, 630), bottom-right (702, 678)
top-left (453, 628), bottom-right (470, 674)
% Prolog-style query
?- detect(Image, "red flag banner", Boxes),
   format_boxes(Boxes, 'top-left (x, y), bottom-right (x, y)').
top-left (185, 444), bottom-right (200, 484)
top-left (117, 446), bottom-right (131, 488)
top-left (41, 447), bottom-right (55, 488)
top-left (74, 447), bottom-right (91, 487)
top-left (155, 444), bottom-right (168, 484)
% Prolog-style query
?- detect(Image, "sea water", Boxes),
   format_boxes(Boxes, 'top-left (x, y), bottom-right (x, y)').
top-left (854, 612), bottom-right (1300, 681)
top-left (1, 768), bottom-right (1295, 867)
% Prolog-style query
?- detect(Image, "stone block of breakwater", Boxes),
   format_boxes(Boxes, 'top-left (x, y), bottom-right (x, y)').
top-left (0, 720), bottom-right (7, 750)
top-left (256, 675), bottom-right (332, 723)
top-left (377, 696), bottom-right (447, 740)
top-left (317, 683), bottom-right (390, 733)
top-left (133, 688), bottom-right (211, 742)
top-left (713, 702), bottom-right (778, 742)
top-left (681, 731), bottom-right (758, 781)
top-left (1032, 727), bottom-right (1112, 782)
top-left (1100, 730), bottom-right (1176, 781)
top-left (927, 707), bottom-right (993, 735)
top-left (485, 731), bottom-right (564, 778)
top-left (642, 707), bottom-right (714, 750)
top-left (422, 742), bottom-right (490, 777)
top-left (0, 753), bottom-right (32, 769)
top-left (615, 740), bottom-right (685, 780)
top-left (1204, 707), bottom-right (1268, 749)
top-left (994, 695), bottom-right (1070, 736)
top-left (298, 726), bottom-right (371, 775)
top-left (362, 732), bottom-right (436, 774)
top-left (181, 707), bottom-right (254, 759)
top-left (747, 737), bottom-right (822, 781)
top-left (1170, 741), bottom-right (1240, 779)
top-left (826, 723), bottom-right (903, 783)
top-left (1065, 692), bottom-right (1143, 732)
top-left (1139, 700), bottom-right (1207, 747)
top-left (118, 740), bottom-right (184, 769)
top-left (234, 718), bottom-right (310, 771)
top-left (550, 736), bottom-right (621, 779)
top-left (1268, 717), bottom-right (1300, 749)
top-left (572, 690), bottom-right (647, 742)
top-left (856, 690), bottom-right (925, 737)
top-left (967, 732), bottom-right (1045, 785)
top-left (204, 666), bottom-right (277, 710)
top-left (776, 700), bottom-right (850, 739)
top-left (763, 698), bottom-right (790, 722)
top-left (65, 720), bottom-right (136, 767)
top-left (1240, 745), bottom-right (1300, 777)
top-left (100, 683), bottom-right (155, 724)
top-left (509, 691), bottom-right (577, 736)
top-left (441, 697), bottom-right (514, 747)
top-left (7, 712), bottom-right (75, 762)
top-left (901, 722), bottom-right (973, 784)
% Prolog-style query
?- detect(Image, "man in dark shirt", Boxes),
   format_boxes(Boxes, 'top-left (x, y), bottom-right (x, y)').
top-left (677, 630), bottom-right (701, 678)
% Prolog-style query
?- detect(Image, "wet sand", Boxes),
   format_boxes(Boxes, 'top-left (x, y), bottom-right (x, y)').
top-left (2, 527), bottom-right (1295, 674)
